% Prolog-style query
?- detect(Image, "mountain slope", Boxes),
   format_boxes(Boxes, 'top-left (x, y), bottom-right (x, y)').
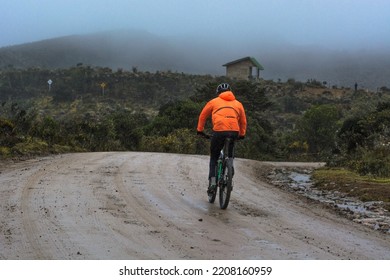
top-left (0, 30), bottom-right (193, 71)
top-left (1, 29), bottom-right (390, 89)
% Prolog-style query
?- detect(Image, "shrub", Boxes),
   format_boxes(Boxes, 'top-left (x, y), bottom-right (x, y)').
top-left (12, 138), bottom-right (49, 156)
top-left (0, 146), bottom-right (11, 157)
top-left (141, 128), bottom-right (207, 154)
top-left (356, 147), bottom-right (390, 177)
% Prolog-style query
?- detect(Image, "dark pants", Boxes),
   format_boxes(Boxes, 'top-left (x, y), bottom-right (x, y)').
top-left (209, 131), bottom-right (238, 179)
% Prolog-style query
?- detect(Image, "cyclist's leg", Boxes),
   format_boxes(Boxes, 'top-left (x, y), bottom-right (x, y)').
top-left (208, 132), bottom-right (225, 190)
top-left (226, 132), bottom-right (238, 182)
top-left (209, 132), bottom-right (226, 178)
top-left (227, 131), bottom-right (239, 158)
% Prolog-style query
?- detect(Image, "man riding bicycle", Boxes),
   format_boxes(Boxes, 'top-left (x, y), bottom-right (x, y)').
top-left (197, 83), bottom-right (247, 194)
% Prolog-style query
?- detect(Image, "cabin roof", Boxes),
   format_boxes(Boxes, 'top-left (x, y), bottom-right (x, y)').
top-left (223, 56), bottom-right (264, 70)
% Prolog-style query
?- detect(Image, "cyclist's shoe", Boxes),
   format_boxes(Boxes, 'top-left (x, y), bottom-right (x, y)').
top-left (207, 177), bottom-right (216, 194)
top-left (207, 184), bottom-right (216, 195)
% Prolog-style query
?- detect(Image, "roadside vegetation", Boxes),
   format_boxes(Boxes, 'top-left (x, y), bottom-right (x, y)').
top-left (1, 66), bottom-right (390, 202)
top-left (312, 168), bottom-right (390, 211)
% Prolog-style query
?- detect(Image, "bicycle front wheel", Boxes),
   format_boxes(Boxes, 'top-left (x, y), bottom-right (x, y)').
top-left (219, 158), bottom-right (233, 209)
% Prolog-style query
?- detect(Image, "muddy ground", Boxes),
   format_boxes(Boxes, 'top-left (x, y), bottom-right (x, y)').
top-left (1, 152), bottom-right (389, 259)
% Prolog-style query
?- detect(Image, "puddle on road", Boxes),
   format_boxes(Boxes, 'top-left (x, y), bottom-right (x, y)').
top-left (288, 172), bottom-right (371, 214)
top-left (273, 169), bottom-right (390, 234)
top-left (289, 172), bottom-right (311, 190)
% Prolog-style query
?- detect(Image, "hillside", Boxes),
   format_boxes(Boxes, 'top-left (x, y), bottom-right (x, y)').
top-left (1, 65), bottom-right (390, 180)
top-left (1, 30), bottom-right (390, 90)
top-left (0, 30), bottom-right (192, 71)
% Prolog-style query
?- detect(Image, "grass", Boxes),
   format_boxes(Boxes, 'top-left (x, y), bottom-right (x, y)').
top-left (312, 167), bottom-right (390, 211)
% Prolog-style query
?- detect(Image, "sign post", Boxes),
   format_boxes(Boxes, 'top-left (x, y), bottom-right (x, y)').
top-left (100, 82), bottom-right (106, 95)
top-left (47, 79), bottom-right (53, 91)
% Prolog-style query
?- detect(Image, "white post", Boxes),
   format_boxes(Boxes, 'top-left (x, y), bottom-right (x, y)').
top-left (47, 79), bottom-right (53, 91)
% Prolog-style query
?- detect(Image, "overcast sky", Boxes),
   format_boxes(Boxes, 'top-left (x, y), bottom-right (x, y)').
top-left (1, 0), bottom-right (390, 50)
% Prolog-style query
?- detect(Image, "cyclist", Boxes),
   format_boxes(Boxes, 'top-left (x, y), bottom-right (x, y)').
top-left (197, 83), bottom-right (247, 194)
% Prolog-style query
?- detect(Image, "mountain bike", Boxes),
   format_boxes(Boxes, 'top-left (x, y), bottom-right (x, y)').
top-left (207, 137), bottom-right (236, 209)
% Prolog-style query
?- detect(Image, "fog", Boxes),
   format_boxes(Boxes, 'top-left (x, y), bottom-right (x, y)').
top-left (3, 0), bottom-right (390, 49)
top-left (1, 0), bottom-right (390, 89)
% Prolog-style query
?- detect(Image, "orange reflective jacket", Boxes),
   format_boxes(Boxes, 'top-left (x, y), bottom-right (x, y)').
top-left (197, 91), bottom-right (247, 136)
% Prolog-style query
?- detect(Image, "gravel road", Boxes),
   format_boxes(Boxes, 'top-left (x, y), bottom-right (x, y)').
top-left (1, 152), bottom-right (389, 259)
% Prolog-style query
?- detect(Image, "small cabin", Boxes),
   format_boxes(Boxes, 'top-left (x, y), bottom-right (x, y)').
top-left (223, 56), bottom-right (264, 80)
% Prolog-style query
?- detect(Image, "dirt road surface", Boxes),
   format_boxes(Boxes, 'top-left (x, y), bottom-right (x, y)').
top-left (1, 152), bottom-right (389, 259)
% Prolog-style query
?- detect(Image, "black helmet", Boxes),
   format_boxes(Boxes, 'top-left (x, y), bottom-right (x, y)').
top-left (216, 83), bottom-right (231, 94)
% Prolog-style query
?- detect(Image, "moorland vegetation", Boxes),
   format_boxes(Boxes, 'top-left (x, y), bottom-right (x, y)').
top-left (1, 65), bottom-right (390, 182)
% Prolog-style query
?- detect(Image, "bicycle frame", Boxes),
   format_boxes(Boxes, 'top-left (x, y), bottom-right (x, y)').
top-left (216, 138), bottom-right (233, 182)
top-left (215, 137), bottom-right (234, 209)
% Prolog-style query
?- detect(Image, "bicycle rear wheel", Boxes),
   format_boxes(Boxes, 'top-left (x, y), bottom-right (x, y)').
top-left (219, 158), bottom-right (233, 209)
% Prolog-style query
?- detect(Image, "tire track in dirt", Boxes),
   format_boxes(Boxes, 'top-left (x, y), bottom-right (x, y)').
top-left (20, 162), bottom-right (66, 259)
top-left (52, 152), bottom-right (136, 259)
top-left (18, 153), bottom-right (109, 259)
top-left (112, 153), bottom-right (203, 258)
top-left (89, 153), bottom-right (157, 259)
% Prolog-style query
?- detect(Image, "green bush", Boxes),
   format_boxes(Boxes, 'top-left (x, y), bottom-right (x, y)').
top-left (294, 104), bottom-right (341, 159)
top-left (356, 147), bottom-right (390, 177)
top-left (141, 128), bottom-right (208, 154)
top-left (12, 138), bottom-right (49, 156)
top-left (0, 146), bottom-right (12, 157)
